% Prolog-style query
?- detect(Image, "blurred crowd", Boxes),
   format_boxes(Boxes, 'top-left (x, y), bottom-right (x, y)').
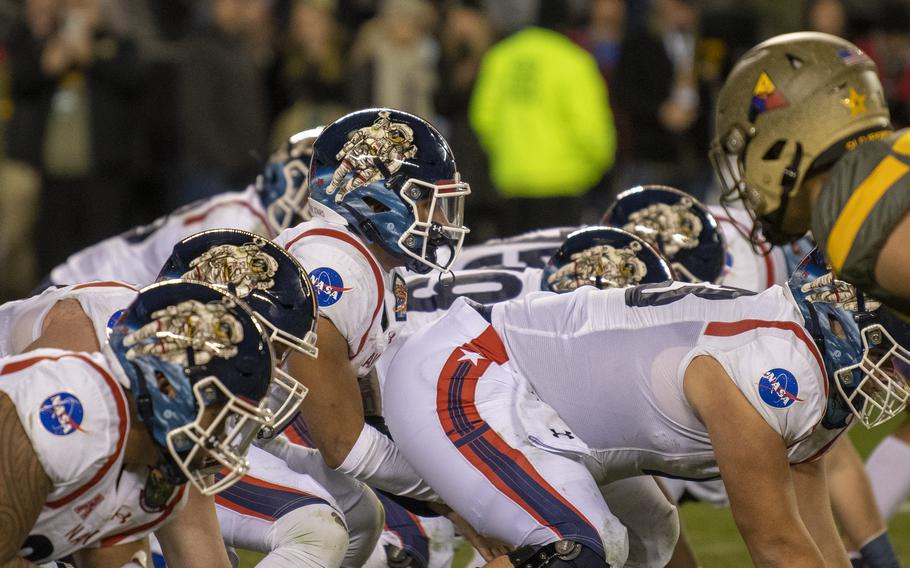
top-left (3, 0), bottom-right (910, 301)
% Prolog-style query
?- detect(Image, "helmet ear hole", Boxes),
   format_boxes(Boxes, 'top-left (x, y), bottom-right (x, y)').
top-left (786, 53), bottom-right (804, 69)
top-left (762, 139), bottom-right (787, 161)
top-left (361, 195), bottom-right (391, 213)
top-left (828, 313), bottom-right (847, 339)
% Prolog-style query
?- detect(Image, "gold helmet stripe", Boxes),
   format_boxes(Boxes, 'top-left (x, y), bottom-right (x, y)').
top-left (828, 154), bottom-right (909, 271)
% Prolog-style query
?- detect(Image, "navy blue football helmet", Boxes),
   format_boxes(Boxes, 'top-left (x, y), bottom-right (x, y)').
top-left (158, 229), bottom-right (319, 438)
top-left (108, 280), bottom-right (274, 494)
top-left (258, 126), bottom-right (324, 233)
top-left (602, 185), bottom-right (726, 283)
top-left (787, 249), bottom-right (910, 428)
top-left (542, 227), bottom-right (675, 292)
top-left (305, 109), bottom-right (470, 274)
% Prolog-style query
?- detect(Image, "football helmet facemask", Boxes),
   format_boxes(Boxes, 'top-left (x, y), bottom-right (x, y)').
top-left (158, 229), bottom-right (319, 439)
top-left (787, 248), bottom-right (910, 429)
top-left (711, 32), bottom-right (890, 245)
top-left (108, 280), bottom-right (274, 495)
top-left (305, 109), bottom-right (470, 274)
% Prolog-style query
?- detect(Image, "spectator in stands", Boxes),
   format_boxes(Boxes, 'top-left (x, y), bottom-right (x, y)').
top-left (269, 0), bottom-right (348, 148)
top-left (175, 0), bottom-right (268, 206)
top-left (854, 1), bottom-right (910, 128)
top-left (435, 0), bottom-right (496, 241)
top-left (347, 0), bottom-right (438, 119)
top-left (1, 24), bottom-right (40, 301)
top-left (804, 0), bottom-right (850, 38)
top-left (614, 0), bottom-right (706, 199)
top-left (7, 0), bottom-right (142, 274)
top-left (469, 0), bottom-right (616, 236)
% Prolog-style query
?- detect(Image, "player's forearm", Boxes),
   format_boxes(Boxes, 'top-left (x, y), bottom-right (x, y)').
top-left (0, 394), bottom-right (51, 566)
top-left (155, 487), bottom-right (230, 568)
top-left (746, 544), bottom-right (827, 568)
top-left (791, 458), bottom-right (853, 567)
top-left (826, 438), bottom-right (887, 551)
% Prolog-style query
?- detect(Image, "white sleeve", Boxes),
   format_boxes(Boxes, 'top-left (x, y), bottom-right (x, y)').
top-left (681, 334), bottom-right (825, 446)
top-left (336, 424), bottom-right (441, 502)
top-left (262, 426), bottom-right (440, 502)
top-left (50, 190), bottom-right (270, 287)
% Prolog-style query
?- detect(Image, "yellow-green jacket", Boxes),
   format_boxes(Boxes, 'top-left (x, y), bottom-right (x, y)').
top-left (470, 27), bottom-right (616, 198)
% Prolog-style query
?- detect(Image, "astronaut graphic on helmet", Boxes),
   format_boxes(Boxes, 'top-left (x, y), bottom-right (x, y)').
top-left (184, 240), bottom-right (280, 298)
top-left (326, 111), bottom-right (418, 203)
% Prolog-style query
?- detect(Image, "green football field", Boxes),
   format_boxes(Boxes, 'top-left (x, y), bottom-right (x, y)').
top-left (239, 419), bottom-right (910, 567)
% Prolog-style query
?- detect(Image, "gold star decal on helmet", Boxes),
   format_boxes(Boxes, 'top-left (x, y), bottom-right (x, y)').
top-left (843, 87), bottom-right (867, 116)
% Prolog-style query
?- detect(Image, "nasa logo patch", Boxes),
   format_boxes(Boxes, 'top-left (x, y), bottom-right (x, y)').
top-left (309, 267), bottom-right (352, 307)
top-left (39, 392), bottom-right (85, 435)
top-left (106, 309), bottom-right (125, 338)
top-left (758, 368), bottom-right (803, 408)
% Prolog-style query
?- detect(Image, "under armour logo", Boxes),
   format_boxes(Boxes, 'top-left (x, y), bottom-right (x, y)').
top-left (550, 429), bottom-right (575, 439)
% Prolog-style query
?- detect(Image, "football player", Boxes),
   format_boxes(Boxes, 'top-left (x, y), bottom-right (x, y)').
top-left (180, 110), bottom-right (481, 567)
top-left (452, 185), bottom-right (790, 293)
top-left (368, 227), bottom-right (677, 568)
top-left (380, 249), bottom-right (910, 568)
top-left (1, 232), bottom-right (324, 568)
top-left (0, 280), bottom-right (275, 566)
top-left (263, 109), bottom-right (469, 499)
top-left (402, 227), bottom-right (674, 339)
top-left (40, 127), bottom-right (322, 289)
top-left (711, 32), bottom-right (910, 316)
top-left (157, 229), bottom-right (385, 568)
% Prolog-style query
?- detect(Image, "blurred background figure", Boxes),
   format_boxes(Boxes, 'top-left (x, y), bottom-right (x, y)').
top-left (435, 0), bottom-right (495, 240)
top-left (6, 0), bottom-right (142, 275)
top-left (854, 0), bottom-right (910, 128)
top-left (613, 0), bottom-right (708, 200)
top-left (470, 0), bottom-right (616, 236)
top-left (1, 5), bottom-right (39, 302)
top-left (804, 0), bottom-right (850, 37)
top-left (348, 0), bottom-right (438, 119)
top-left (269, 0), bottom-right (348, 148)
top-left (175, 0), bottom-right (268, 207)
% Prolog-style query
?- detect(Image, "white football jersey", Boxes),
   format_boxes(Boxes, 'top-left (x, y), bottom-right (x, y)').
top-left (0, 282), bottom-right (138, 357)
top-left (450, 227), bottom-right (577, 270)
top-left (275, 219), bottom-right (398, 375)
top-left (49, 186), bottom-right (272, 287)
top-left (709, 205), bottom-right (789, 292)
top-left (489, 282), bottom-right (842, 481)
top-left (400, 267), bottom-right (544, 338)
top-left (0, 349), bottom-right (188, 563)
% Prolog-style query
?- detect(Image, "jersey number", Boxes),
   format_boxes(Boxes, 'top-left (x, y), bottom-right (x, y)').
top-left (624, 282), bottom-right (755, 308)
top-left (409, 272), bottom-right (525, 312)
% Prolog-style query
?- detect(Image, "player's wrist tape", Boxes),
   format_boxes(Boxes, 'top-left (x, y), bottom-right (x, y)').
top-left (860, 531), bottom-right (900, 568)
top-left (336, 423), bottom-right (441, 502)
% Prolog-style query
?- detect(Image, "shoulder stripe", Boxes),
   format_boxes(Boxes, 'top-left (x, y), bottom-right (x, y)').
top-left (181, 200), bottom-right (273, 238)
top-left (703, 319), bottom-right (827, 397)
top-left (284, 228), bottom-right (385, 357)
top-left (72, 281), bottom-right (138, 291)
top-left (827, 155), bottom-right (909, 272)
top-left (0, 353), bottom-right (130, 508)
